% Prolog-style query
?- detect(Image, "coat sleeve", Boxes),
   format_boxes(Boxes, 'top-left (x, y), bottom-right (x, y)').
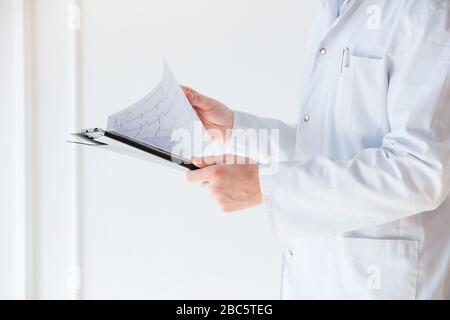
top-left (231, 110), bottom-right (298, 162)
top-left (259, 7), bottom-right (450, 239)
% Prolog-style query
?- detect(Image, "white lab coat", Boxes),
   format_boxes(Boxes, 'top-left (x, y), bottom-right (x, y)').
top-left (232, 0), bottom-right (450, 299)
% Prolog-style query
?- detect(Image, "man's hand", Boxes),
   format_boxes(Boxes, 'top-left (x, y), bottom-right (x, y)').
top-left (181, 86), bottom-right (234, 143)
top-left (186, 155), bottom-right (263, 213)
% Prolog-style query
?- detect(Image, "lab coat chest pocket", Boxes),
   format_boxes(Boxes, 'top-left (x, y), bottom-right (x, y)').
top-left (336, 55), bottom-right (388, 137)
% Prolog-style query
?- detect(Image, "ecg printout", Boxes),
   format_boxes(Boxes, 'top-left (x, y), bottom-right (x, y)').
top-left (107, 63), bottom-right (210, 159)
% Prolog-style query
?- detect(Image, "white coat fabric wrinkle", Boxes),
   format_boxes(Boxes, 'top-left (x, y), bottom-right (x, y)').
top-left (233, 0), bottom-right (450, 299)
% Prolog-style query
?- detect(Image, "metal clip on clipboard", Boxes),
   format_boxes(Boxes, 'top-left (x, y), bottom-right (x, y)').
top-left (68, 128), bottom-right (198, 171)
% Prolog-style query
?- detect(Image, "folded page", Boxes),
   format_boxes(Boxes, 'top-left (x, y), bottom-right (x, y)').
top-left (107, 62), bottom-right (210, 159)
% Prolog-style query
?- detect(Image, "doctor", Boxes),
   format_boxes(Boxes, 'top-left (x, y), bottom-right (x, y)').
top-left (183, 0), bottom-right (450, 299)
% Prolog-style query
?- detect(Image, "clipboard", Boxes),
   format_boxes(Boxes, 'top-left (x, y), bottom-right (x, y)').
top-left (68, 128), bottom-right (198, 171)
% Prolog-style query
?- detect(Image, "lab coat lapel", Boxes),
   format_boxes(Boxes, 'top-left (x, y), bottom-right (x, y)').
top-left (319, 0), bottom-right (339, 23)
top-left (319, 0), bottom-right (362, 39)
top-left (320, 0), bottom-right (359, 24)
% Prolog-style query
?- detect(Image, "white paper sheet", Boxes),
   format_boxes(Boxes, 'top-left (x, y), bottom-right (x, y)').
top-left (107, 62), bottom-right (209, 159)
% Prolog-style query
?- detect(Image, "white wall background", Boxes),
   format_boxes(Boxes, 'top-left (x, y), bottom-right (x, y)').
top-left (0, 0), bottom-right (317, 299)
top-left (0, 0), bottom-right (17, 298)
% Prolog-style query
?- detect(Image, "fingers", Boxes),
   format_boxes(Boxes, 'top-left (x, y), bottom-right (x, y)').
top-left (186, 165), bottom-right (224, 183)
top-left (181, 85), bottom-right (215, 111)
top-left (186, 158), bottom-right (260, 213)
top-left (191, 155), bottom-right (226, 168)
top-left (201, 181), bottom-right (210, 189)
top-left (192, 155), bottom-right (256, 167)
top-left (180, 85), bottom-right (194, 98)
top-left (202, 183), bottom-right (237, 213)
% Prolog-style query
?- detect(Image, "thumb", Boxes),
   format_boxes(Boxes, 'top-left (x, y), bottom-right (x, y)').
top-left (181, 86), bottom-right (215, 111)
top-left (192, 155), bottom-right (251, 167)
top-left (191, 155), bottom-right (226, 168)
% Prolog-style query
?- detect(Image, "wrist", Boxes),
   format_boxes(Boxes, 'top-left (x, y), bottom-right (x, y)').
top-left (254, 164), bottom-right (263, 205)
top-left (228, 108), bottom-right (234, 130)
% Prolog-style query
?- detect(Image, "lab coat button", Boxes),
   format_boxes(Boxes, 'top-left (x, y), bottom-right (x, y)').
top-left (303, 114), bottom-right (310, 122)
top-left (285, 250), bottom-right (293, 258)
top-left (320, 48), bottom-right (327, 56)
